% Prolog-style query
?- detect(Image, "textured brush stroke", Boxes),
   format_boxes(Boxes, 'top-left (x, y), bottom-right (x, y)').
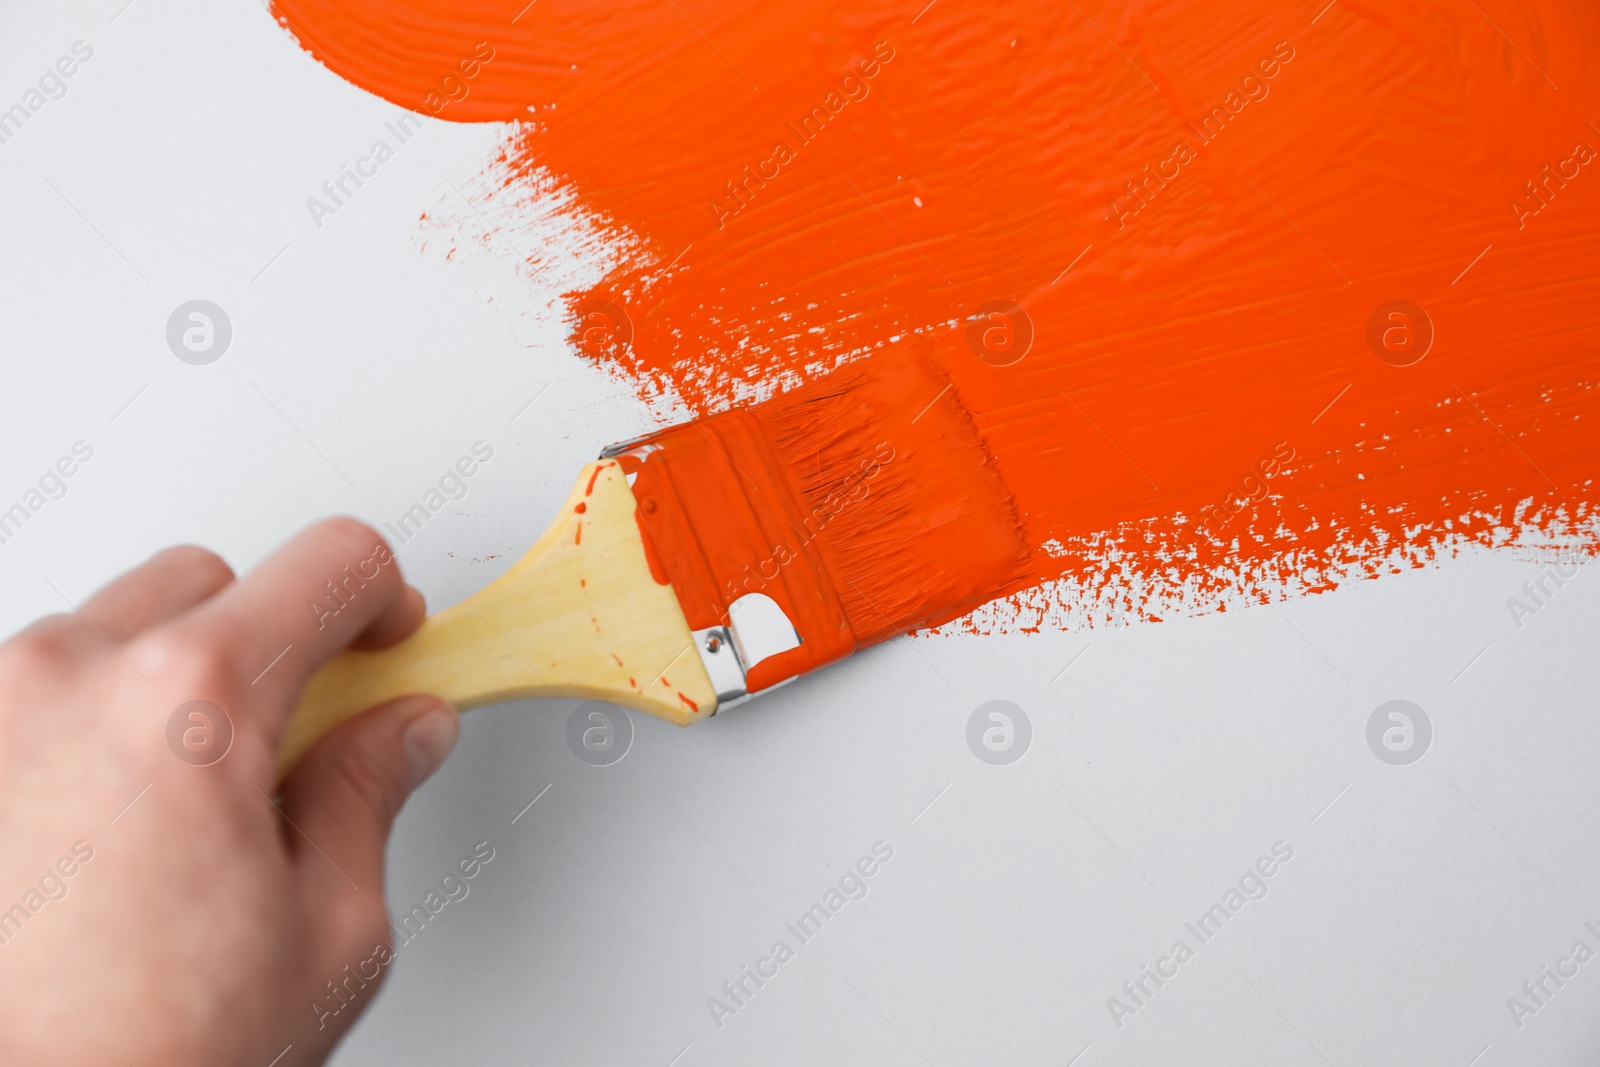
top-left (271, 0), bottom-right (1600, 634)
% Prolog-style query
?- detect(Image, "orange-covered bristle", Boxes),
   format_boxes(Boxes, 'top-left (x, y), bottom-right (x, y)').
top-left (619, 343), bottom-right (1029, 692)
top-left (749, 346), bottom-right (1031, 647)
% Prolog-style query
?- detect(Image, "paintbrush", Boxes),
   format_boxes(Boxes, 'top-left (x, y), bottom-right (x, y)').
top-left (278, 346), bottom-right (1030, 772)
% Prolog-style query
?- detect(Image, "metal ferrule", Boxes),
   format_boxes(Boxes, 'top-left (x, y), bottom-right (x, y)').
top-left (598, 436), bottom-right (660, 460)
top-left (602, 436), bottom-right (803, 715)
top-left (692, 625), bottom-right (750, 711)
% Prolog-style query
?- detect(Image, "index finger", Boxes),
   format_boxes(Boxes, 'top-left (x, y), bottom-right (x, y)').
top-left (171, 517), bottom-right (424, 736)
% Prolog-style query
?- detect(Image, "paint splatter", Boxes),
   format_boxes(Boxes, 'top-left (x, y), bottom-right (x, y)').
top-left (272, 0), bottom-right (1600, 633)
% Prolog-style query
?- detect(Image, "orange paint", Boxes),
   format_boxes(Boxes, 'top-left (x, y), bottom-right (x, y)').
top-left (574, 501), bottom-right (587, 514)
top-left (618, 349), bottom-right (1025, 688)
top-left (273, 1), bottom-right (1600, 630)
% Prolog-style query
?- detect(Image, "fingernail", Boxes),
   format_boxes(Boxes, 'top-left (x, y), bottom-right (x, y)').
top-left (401, 698), bottom-right (459, 790)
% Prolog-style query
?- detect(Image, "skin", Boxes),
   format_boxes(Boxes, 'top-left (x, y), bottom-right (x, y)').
top-left (0, 518), bottom-right (458, 1066)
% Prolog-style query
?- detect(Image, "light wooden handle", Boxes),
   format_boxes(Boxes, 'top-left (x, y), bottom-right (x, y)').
top-left (276, 460), bottom-right (717, 776)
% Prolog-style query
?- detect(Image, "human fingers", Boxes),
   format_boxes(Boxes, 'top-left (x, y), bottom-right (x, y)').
top-left (281, 692), bottom-right (456, 890)
top-left (277, 694), bottom-right (457, 1014)
top-left (0, 545), bottom-right (231, 683)
top-left (77, 545), bottom-right (236, 644)
top-left (170, 518), bottom-right (423, 740)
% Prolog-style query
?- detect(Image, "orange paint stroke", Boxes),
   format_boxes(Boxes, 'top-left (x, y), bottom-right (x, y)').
top-left (272, 0), bottom-right (1600, 632)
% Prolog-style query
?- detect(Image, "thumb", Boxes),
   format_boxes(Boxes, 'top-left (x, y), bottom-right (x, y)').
top-left (278, 693), bottom-right (459, 899)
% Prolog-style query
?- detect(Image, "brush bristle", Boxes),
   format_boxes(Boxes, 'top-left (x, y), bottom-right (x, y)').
top-left (616, 343), bottom-right (1029, 692)
top-left (751, 346), bottom-right (1031, 646)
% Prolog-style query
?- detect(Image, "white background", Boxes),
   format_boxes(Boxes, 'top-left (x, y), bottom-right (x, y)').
top-left (2, 2), bottom-right (1598, 1064)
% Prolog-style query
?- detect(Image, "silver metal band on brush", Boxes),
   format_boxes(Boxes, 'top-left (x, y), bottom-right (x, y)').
top-left (601, 439), bottom-right (803, 714)
top-left (691, 592), bottom-right (805, 711)
top-left (598, 436), bottom-right (655, 460)
top-left (692, 625), bottom-right (750, 711)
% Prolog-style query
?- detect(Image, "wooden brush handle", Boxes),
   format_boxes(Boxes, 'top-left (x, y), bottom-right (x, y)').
top-left (276, 460), bottom-right (717, 776)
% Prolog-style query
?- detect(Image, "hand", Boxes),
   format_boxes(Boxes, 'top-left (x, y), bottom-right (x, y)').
top-left (0, 519), bottom-right (458, 1066)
